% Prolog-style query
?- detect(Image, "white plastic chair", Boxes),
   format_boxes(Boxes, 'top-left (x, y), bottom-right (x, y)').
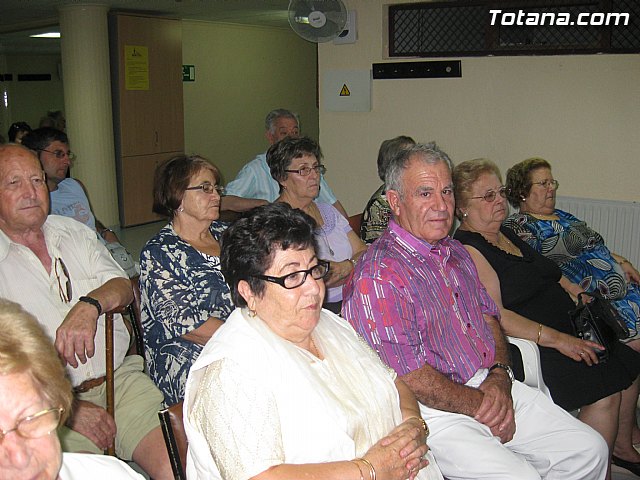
top-left (507, 336), bottom-right (552, 399)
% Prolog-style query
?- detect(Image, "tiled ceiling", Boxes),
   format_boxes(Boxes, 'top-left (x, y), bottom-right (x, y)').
top-left (0, 0), bottom-right (292, 54)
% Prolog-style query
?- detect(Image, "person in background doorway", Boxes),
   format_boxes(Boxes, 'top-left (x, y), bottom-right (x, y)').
top-left (39, 110), bottom-right (66, 132)
top-left (7, 121), bottom-right (32, 144)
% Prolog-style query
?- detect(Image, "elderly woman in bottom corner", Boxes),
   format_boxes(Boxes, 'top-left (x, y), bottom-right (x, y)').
top-left (503, 157), bottom-right (640, 351)
top-left (139, 155), bottom-right (234, 406)
top-left (0, 299), bottom-right (143, 479)
top-left (183, 203), bottom-right (442, 480)
top-left (267, 136), bottom-right (367, 314)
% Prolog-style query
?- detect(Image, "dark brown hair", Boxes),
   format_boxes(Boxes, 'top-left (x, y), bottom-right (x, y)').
top-left (505, 157), bottom-right (552, 208)
top-left (153, 155), bottom-right (221, 218)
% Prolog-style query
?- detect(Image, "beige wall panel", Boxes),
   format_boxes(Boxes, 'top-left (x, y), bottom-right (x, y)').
top-left (318, 0), bottom-right (640, 215)
top-left (181, 21), bottom-right (319, 184)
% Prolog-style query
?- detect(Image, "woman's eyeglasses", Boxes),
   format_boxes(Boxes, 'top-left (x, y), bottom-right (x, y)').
top-left (470, 186), bottom-right (509, 203)
top-left (252, 261), bottom-right (330, 289)
top-left (55, 257), bottom-right (72, 303)
top-left (185, 183), bottom-right (226, 196)
top-left (0, 407), bottom-right (64, 443)
top-left (284, 165), bottom-right (327, 176)
top-left (531, 179), bottom-right (559, 190)
top-left (39, 148), bottom-right (76, 160)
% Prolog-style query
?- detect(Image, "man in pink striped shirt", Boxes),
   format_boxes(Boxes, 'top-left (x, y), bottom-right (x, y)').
top-left (343, 143), bottom-right (607, 480)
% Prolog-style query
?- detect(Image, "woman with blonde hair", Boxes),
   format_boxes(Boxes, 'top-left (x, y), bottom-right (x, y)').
top-left (0, 299), bottom-right (143, 479)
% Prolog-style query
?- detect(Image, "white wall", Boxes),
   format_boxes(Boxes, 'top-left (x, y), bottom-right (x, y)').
top-left (0, 54), bottom-right (65, 135)
top-left (182, 21), bottom-right (319, 184)
top-left (318, 0), bottom-right (640, 215)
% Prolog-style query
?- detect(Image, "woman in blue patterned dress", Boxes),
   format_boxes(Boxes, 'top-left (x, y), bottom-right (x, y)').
top-left (140, 155), bottom-right (234, 405)
top-left (503, 157), bottom-right (640, 352)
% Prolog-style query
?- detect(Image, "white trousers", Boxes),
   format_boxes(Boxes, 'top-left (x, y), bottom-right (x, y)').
top-left (421, 378), bottom-right (608, 480)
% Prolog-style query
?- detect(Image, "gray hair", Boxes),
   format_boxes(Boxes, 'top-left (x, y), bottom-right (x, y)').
top-left (377, 135), bottom-right (415, 181)
top-left (385, 142), bottom-right (453, 197)
top-left (265, 108), bottom-right (300, 133)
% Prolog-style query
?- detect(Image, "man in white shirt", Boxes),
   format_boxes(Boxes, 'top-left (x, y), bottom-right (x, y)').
top-left (0, 144), bottom-right (171, 480)
top-left (223, 108), bottom-right (348, 218)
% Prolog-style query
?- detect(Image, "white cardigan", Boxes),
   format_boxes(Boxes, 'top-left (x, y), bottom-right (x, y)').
top-left (184, 307), bottom-right (441, 480)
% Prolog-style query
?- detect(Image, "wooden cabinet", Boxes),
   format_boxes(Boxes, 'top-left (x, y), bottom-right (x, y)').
top-left (110, 14), bottom-right (184, 226)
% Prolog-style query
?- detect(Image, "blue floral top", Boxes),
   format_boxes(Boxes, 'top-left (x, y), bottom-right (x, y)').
top-left (504, 209), bottom-right (640, 336)
top-left (140, 222), bottom-right (234, 405)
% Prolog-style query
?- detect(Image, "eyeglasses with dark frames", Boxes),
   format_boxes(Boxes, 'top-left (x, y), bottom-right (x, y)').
top-left (55, 257), bottom-right (72, 303)
top-left (0, 407), bottom-right (64, 443)
top-left (531, 179), bottom-right (559, 190)
top-left (39, 148), bottom-right (76, 160)
top-left (470, 186), bottom-right (509, 203)
top-left (252, 261), bottom-right (330, 289)
top-left (284, 165), bottom-right (327, 177)
top-left (185, 182), bottom-right (226, 196)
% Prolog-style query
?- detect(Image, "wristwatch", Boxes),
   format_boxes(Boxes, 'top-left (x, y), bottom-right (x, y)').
top-left (489, 363), bottom-right (515, 383)
top-left (79, 296), bottom-right (103, 316)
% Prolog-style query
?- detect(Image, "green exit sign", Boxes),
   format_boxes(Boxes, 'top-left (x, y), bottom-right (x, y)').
top-left (182, 65), bottom-right (195, 82)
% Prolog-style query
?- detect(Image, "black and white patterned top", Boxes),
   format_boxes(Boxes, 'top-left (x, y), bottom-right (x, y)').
top-left (140, 221), bottom-right (234, 405)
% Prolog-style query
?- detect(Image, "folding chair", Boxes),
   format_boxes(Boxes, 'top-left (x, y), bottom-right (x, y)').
top-left (159, 402), bottom-right (188, 480)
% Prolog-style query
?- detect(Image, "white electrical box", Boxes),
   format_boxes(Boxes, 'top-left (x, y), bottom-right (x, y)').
top-left (322, 70), bottom-right (371, 112)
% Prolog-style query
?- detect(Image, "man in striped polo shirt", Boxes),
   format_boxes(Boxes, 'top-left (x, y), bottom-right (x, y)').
top-left (343, 142), bottom-right (607, 480)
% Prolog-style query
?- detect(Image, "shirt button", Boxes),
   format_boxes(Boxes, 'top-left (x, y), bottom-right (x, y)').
top-left (467, 323), bottom-right (471, 328)
top-left (483, 352), bottom-right (487, 357)
top-left (454, 292), bottom-right (459, 298)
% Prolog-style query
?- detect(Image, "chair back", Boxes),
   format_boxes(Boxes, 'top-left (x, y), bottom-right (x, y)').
top-left (159, 402), bottom-right (188, 480)
top-left (126, 276), bottom-right (145, 357)
top-left (507, 336), bottom-right (552, 398)
top-left (349, 213), bottom-right (363, 233)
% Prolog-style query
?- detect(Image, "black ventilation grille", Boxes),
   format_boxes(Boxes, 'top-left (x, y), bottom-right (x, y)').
top-left (389, 1), bottom-right (640, 57)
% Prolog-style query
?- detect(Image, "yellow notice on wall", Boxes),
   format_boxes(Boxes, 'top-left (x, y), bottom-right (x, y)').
top-left (125, 45), bottom-right (149, 90)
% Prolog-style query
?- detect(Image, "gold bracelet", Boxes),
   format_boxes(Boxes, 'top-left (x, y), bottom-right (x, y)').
top-left (536, 323), bottom-right (543, 345)
top-left (351, 459), bottom-right (365, 480)
top-left (406, 415), bottom-right (429, 438)
top-left (356, 457), bottom-right (376, 480)
top-left (619, 259), bottom-right (631, 266)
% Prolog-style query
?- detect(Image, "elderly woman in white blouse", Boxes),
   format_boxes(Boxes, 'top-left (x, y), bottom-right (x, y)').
top-left (184, 203), bottom-right (442, 480)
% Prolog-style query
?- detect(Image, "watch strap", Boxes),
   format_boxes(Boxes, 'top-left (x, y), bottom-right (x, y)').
top-left (489, 362), bottom-right (514, 382)
top-left (78, 296), bottom-right (102, 316)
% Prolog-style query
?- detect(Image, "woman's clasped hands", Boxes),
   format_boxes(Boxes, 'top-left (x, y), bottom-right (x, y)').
top-left (358, 416), bottom-right (431, 480)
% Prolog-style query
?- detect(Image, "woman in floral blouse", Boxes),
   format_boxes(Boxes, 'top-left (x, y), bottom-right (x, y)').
top-left (139, 155), bottom-right (233, 405)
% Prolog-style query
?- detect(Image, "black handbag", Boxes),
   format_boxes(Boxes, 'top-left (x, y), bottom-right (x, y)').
top-left (569, 291), bottom-right (629, 362)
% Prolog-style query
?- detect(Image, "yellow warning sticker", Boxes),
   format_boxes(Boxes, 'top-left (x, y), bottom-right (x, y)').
top-left (339, 84), bottom-right (351, 96)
